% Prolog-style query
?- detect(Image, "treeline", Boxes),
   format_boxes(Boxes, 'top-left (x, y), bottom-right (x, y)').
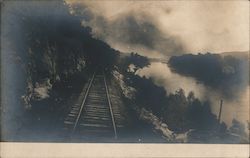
top-left (4, 1), bottom-right (119, 106)
top-left (117, 53), bottom-right (248, 142)
top-left (2, 0), bottom-right (121, 140)
top-left (128, 75), bottom-right (221, 133)
top-left (117, 53), bottom-right (221, 133)
top-left (117, 52), bottom-right (150, 73)
top-left (168, 53), bottom-right (248, 97)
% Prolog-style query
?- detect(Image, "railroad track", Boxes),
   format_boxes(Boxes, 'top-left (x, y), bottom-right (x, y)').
top-left (64, 71), bottom-right (123, 139)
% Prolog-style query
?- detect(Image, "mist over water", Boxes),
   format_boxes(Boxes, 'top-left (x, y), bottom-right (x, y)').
top-left (137, 62), bottom-right (249, 129)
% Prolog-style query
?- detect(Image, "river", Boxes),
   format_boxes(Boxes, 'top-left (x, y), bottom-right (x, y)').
top-left (136, 62), bottom-right (249, 131)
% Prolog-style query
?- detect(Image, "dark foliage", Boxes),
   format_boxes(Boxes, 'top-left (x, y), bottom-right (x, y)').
top-left (162, 90), bottom-right (219, 132)
top-left (168, 53), bottom-right (248, 97)
top-left (124, 69), bottom-right (221, 133)
top-left (118, 52), bottom-right (150, 74)
top-left (1, 0), bottom-right (122, 115)
top-left (169, 53), bottom-right (224, 86)
top-left (2, 1), bottom-right (120, 139)
top-left (229, 119), bottom-right (247, 138)
top-left (128, 75), bottom-right (168, 116)
top-left (116, 52), bottom-right (223, 133)
top-left (9, 1), bottom-right (118, 87)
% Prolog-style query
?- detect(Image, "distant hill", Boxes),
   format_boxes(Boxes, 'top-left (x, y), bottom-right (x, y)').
top-left (168, 52), bottom-right (249, 98)
top-left (220, 51), bottom-right (249, 59)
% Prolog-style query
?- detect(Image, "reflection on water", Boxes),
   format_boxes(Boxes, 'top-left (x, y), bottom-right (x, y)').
top-left (137, 62), bottom-right (249, 130)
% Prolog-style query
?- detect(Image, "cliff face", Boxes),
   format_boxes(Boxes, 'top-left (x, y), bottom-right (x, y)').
top-left (2, 0), bottom-right (119, 106)
top-left (1, 1), bottom-right (118, 138)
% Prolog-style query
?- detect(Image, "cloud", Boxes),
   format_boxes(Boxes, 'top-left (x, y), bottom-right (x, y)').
top-left (90, 13), bottom-right (186, 57)
top-left (136, 62), bottom-right (206, 99)
top-left (66, 1), bottom-right (187, 57)
top-left (67, 1), bottom-right (249, 57)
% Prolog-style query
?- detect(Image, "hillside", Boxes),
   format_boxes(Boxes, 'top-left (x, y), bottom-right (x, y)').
top-left (168, 52), bottom-right (249, 98)
top-left (220, 51), bottom-right (249, 59)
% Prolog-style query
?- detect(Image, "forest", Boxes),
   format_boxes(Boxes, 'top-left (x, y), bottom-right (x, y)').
top-left (2, 1), bottom-right (119, 140)
top-left (168, 52), bottom-right (249, 98)
top-left (116, 52), bottom-right (248, 142)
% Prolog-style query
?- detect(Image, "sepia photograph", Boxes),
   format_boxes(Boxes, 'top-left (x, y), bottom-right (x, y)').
top-left (0, 0), bottom-right (249, 156)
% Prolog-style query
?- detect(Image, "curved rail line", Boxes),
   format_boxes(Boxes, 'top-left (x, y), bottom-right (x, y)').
top-left (67, 71), bottom-right (118, 139)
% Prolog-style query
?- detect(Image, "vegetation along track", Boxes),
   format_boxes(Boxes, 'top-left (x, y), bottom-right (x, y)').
top-left (64, 71), bottom-right (125, 139)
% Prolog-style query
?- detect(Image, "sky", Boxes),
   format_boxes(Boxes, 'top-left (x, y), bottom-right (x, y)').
top-left (66, 0), bottom-right (249, 58)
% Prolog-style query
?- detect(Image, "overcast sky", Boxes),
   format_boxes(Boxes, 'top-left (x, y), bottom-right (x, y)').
top-left (67, 1), bottom-right (249, 57)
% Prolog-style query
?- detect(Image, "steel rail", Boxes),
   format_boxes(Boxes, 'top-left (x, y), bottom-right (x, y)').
top-left (103, 73), bottom-right (118, 139)
top-left (71, 72), bottom-right (96, 134)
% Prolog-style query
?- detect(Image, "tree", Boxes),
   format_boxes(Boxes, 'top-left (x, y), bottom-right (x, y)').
top-left (229, 119), bottom-right (247, 137)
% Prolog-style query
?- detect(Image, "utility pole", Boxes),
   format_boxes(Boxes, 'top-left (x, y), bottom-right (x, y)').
top-left (218, 100), bottom-right (223, 123)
